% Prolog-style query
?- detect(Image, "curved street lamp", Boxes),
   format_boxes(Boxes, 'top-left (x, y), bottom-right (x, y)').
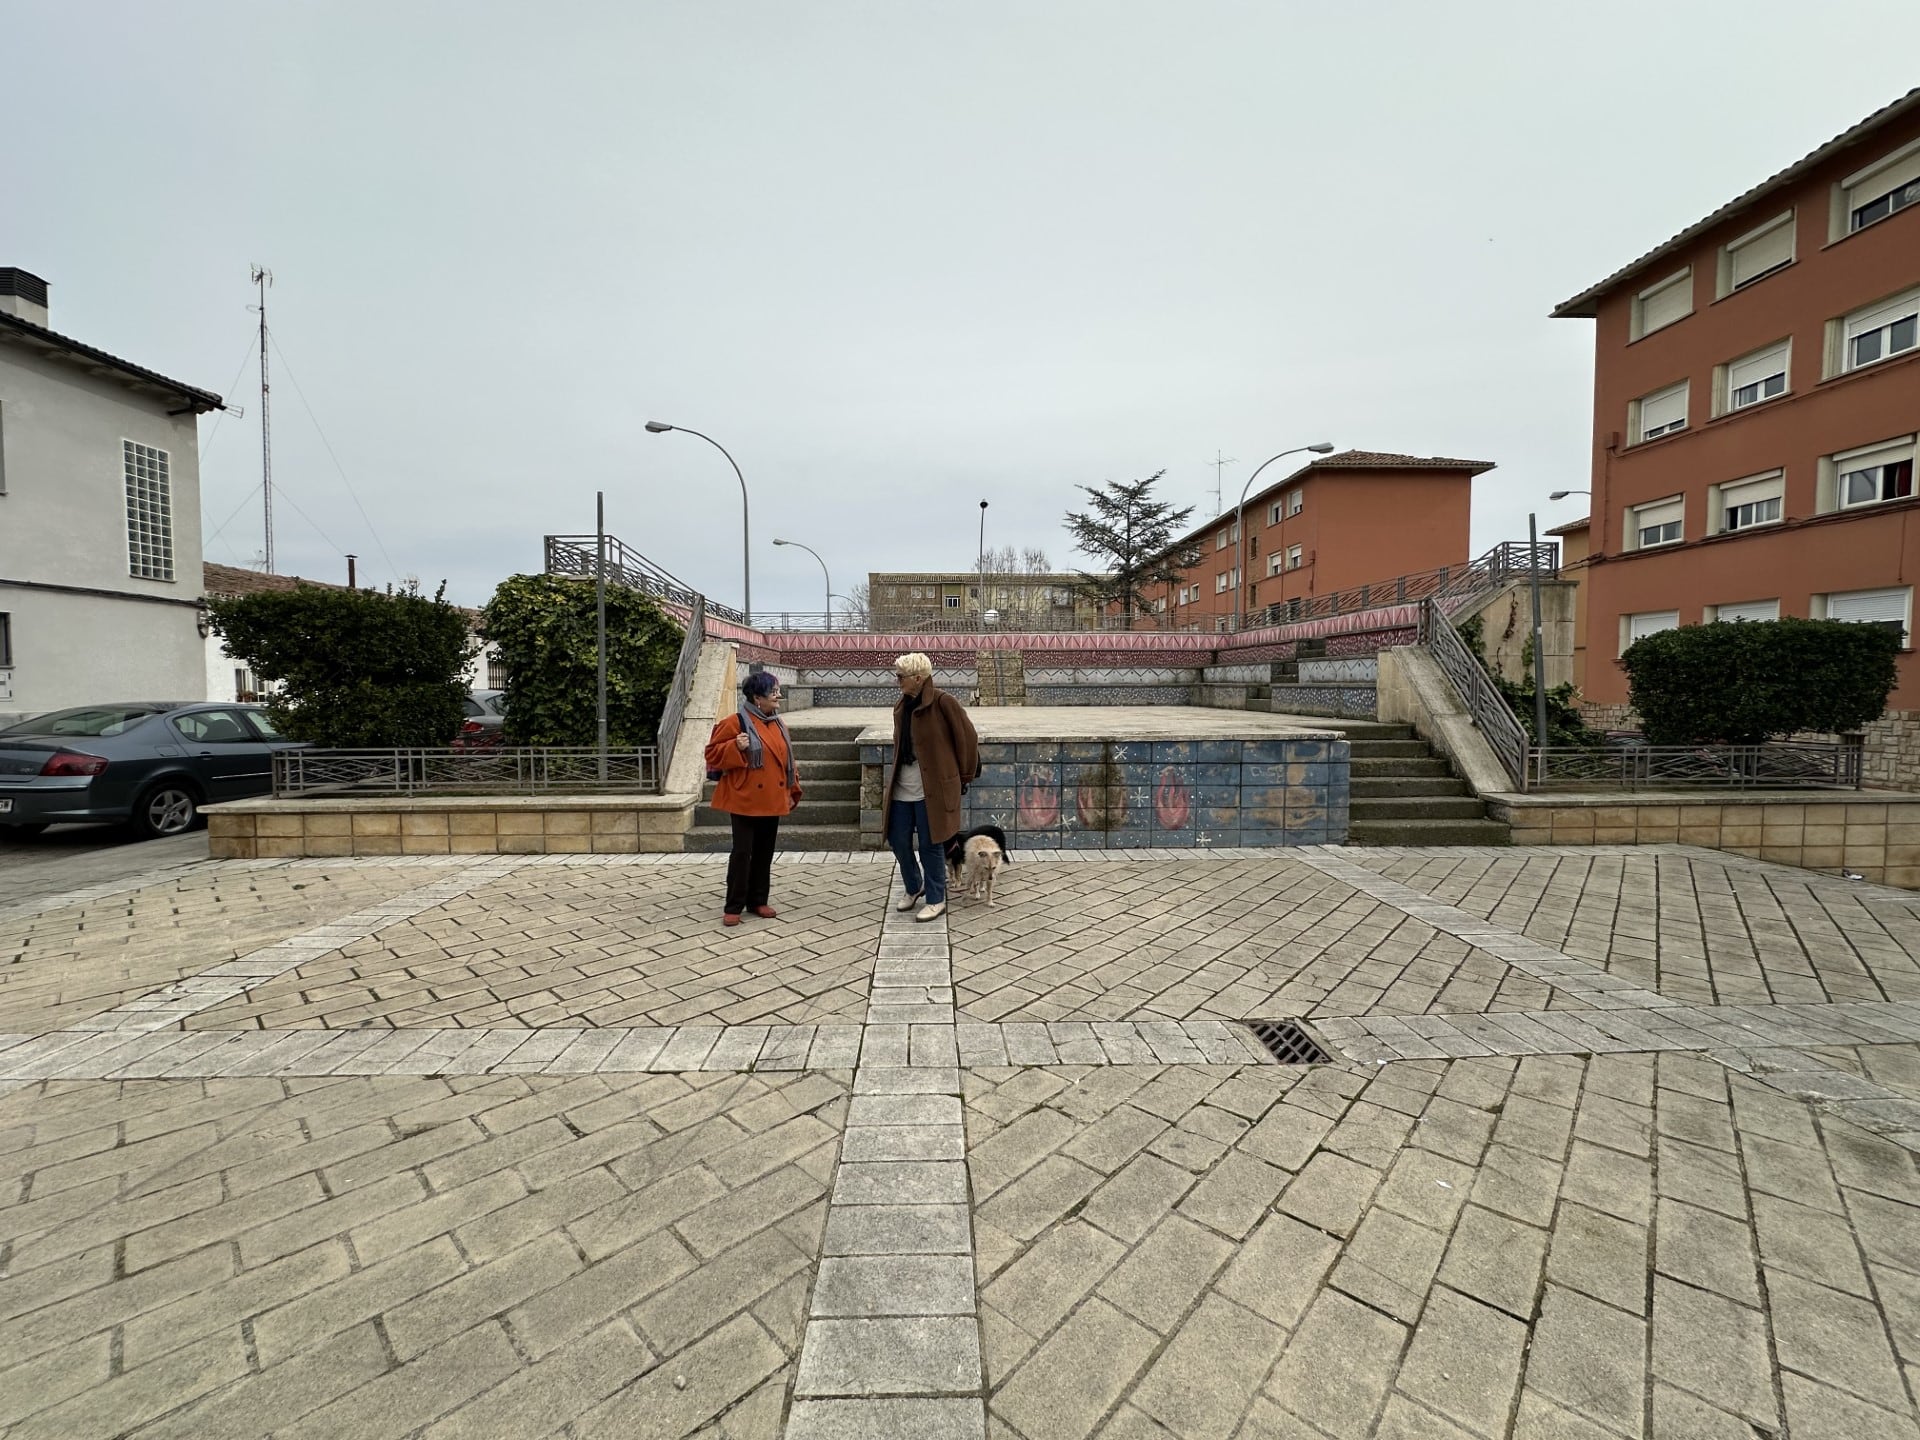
top-left (1236, 443), bottom-right (1336, 629)
top-left (773, 538), bottom-right (832, 632)
top-left (646, 420), bottom-right (751, 624)
top-left (1548, 489), bottom-right (1591, 501)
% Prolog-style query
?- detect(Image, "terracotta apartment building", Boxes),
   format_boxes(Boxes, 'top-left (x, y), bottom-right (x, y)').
top-left (1553, 87), bottom-right (1920, 780)
top-left (1154, 450), bottom-right (1490, 628)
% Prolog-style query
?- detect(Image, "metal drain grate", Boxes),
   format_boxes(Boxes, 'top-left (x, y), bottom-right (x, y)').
top-left (1244, 1020), bottom-right (1333, 1065)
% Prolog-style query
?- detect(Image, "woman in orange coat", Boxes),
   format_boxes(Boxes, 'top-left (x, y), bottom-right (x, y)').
top-left (703, 671), bottom-right (803, 927)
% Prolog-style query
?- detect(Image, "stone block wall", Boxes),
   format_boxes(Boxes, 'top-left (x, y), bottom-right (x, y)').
top-left (206, 798), bottom-right (694, 858)
top-left (860, 737), bottom-right (1350, 850)
top-left (1484, 793), bottom-right (1920, 887)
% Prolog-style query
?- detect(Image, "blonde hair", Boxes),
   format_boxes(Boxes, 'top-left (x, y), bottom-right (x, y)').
top-left (893, 652), bottom-right (934, 680)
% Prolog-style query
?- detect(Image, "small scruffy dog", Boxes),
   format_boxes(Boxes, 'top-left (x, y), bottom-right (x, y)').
top-left (945, 824), bottom-right (1010, 906)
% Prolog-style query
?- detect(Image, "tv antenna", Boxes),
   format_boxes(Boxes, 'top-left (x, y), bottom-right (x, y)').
top-left (1206, 450), bottom-right (1237, 516)
top-left (250, 265), bottom-right (275, 572)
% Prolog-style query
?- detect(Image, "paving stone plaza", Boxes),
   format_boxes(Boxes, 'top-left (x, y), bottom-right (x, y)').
top-left (1, 841), bottom-right (1917, 1437)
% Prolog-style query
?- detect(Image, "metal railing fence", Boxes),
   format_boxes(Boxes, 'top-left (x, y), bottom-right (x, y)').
top-left (273, 747), bottom-right (661, 797)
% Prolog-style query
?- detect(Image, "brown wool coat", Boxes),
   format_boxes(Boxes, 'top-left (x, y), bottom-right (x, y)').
top-left (886, 682), bottom-right (980, 844)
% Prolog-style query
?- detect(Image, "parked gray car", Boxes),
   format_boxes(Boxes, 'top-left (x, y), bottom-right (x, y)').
top-left (0, 702), bottom-right (305, 840)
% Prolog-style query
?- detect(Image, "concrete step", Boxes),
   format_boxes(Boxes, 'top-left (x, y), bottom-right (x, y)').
top-left (685, 825), bottom-right (866, 853)
top-left (787, 725), bottom-right (866, 742)
top-left (1350, 757), bottom-right (1454, 778)
top-left (1343, 740), bottom-right (1432, 759)
top-left (791, 739), bottom-right (862, 758)
top-left (1349, 795), bottom-right (1491, 821)
top-left (697, 801), bottom-right (859, 828)
top-left (1323, 722), bottom-right (1416, 741)
top-left (1351, 776), bottom-right (1471, 798)
top-left (792, 760), bottom-right (862, 782)
top-left (704, 777), bottom-right (859, 797)
top-left (1347, 817), bottom-right (1512, 847)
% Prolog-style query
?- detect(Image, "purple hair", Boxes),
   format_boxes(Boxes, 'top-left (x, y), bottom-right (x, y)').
top-left (742, 671), bottom-right (780, 700)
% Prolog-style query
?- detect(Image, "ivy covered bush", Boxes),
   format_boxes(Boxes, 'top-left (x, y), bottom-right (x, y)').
top-left (480, 575), bottom-right (683, 747)
top-left (1456, 615), bottom-right (1599, 747)
top-left (209, 582), bottom-right (474, 748)
top-left (1622, 617), bottom-right (1900, 745)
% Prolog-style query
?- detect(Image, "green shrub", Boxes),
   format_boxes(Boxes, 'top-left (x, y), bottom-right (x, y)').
top-left (209, 582), bottom-right (475, 748)
top-left (481, 575), bottom-right (683, 747)
top-left (1622, 617), bottom-right (1900, 745)
top-left (1456, 616), bottom-right (1601, 747)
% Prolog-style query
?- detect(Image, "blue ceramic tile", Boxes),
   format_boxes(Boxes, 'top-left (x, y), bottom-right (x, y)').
top-left (1240, 808), bottom-right (1289, 834)
top-left (1191, 763), bottom-right (1239, 787)
top-left (1243, 740), bottom-right (1293, 763)
top-left (1117, 763), bottom-right (1160, 788)
top-left (978, 743), bottom-right (1015, 762)
top-left (1239, 830), bottom-right (1284, 847)
top-left (1152, 742), bottom-right (1197, 763)
top-left (1108, 827), bottom-right (1154, 849)
top-left (968, 786), bottom-right (1014, 811)
top-left (1193, 829), bottom-right (1241, 849)
top-left (1243, 763), bottom-right (1292, 786)
top-left (1062, 830), bottom-right (1106, 849)
top-left (1287, 805), bottom-right (1329, 830)
top-left (860, 746), bottom-right (885, 765)
top-left (1286, 763), bottom-right (1328, 788)
top-left (1062, 741), bottom-right (1106, 763)
top-left (975, 763), bottom-right (1016, 788)
top-left (1197, 740), bottom-right (1242, 764)
top-left (1286, 741), bottom-right (1330, 764)
top-left (1019, 830), bottom-right (1064, 849)
top-left (1016, 742), bottom-right (1061, 762)
top-left (1109, 742), bottom-right (1148, 764)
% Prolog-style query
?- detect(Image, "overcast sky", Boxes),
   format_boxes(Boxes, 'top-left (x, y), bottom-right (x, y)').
top-left (7, 1), bottom-right (1919, 615)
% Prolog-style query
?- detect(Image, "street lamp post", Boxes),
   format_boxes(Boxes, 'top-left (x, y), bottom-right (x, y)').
top-left (773, 538), bottom-right (832, 632)
top-left (1528, 490), bottom-right (1590, 779)
top-left (646, 421), bottom-right (751, 624)
top-left (1236, 443), bottom-right (1336, 630)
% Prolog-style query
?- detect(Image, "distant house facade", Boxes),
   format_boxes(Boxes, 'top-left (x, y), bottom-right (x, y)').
top-left (867, 571), bottom-right (1102, 630)
top-left (0, 267), bottom-right (224, 722)
top-left (1150, 450), bottom-right (1491, 630)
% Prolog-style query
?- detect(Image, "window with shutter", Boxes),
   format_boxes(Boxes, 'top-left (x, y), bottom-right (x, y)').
top-left (1633, 270), bottom-right (1692, 339)
top-left (1717, 471), bottom-right (1784, 532)
top-left (1844, 289), bottom-right (1920, 372)
top-left (1633, 381), bottom-right (1688, 443)
top-left (1844, 143), bottom-right (1920, 233)
top-left (1287, 545), bottom-right (1303, 570)
top-left (1837, 436), bottom-right (1917, 510)
top-left (1712, 599), bottom-right (1779, 623)
top-left (1725, 213), bottom-right (1794, 290)
top-left (1727, 341), bottom-right (1790, 410)
top-left (1822, 586), bottom-right (1911, 641)
top-left (1287, 490), bottom-right (1303, 517)
top-left (1629, 497), bottom-right (1684, 550)
top-left (1623, 611), bottom-right (1680, 652)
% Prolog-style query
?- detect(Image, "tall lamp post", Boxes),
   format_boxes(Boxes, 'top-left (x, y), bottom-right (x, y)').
top-left (773, 538), bottom-right (832, 632)
top-left (1530, 489), bottom-right (1592, 768)
top-left (1236, 442), bottom-right (1336, 630)
top-left (645, 420), bottom-right (751, 624)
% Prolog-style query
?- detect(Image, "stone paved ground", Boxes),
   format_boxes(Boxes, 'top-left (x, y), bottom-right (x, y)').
top-left (0, 842), bottom-right (1913, 1438)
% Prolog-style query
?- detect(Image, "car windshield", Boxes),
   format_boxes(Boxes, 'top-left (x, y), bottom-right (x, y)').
top-left (2, 705), bottom-right (162, 738)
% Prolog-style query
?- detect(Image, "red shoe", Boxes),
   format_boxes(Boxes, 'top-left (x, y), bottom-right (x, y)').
top-left (723, 913), bottom-right (743, 927)
top-left (752, 906), bottom-right (778, 919)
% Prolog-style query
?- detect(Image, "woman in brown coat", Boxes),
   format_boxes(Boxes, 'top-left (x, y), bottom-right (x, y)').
top-left (886, 652), bottom-right (980, 921)
top-left (704, 672), bottom-right (803, 927)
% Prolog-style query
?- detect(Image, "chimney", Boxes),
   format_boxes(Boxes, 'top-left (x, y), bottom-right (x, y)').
top-left (0, 269), bottom-right (49, 328)
top-left (345, 554), bottom-right (358, 588)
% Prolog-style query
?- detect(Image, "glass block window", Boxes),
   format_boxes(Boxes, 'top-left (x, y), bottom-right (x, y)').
top-left (124, 440), bottom-right (174, 581)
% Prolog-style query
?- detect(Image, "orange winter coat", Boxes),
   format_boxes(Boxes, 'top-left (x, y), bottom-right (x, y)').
top-left (704, 711), bottom-right (803, 817)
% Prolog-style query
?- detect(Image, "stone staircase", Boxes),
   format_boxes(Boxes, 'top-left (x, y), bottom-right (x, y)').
top-left (975, 650), bottom-right (1026, 706)
top-left (685, 721), bottom-right (867, 852)
top-left (1329, 720), bottom-right (1511, 846)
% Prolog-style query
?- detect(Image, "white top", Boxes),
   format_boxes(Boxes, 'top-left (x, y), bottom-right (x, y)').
top-left (892, 759), bottom-right (925, 803)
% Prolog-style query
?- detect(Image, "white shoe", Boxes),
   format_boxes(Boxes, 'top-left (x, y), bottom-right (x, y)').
top-left (896, 892), bottom-right (924, 912)
top-left (915, 901), bottom-right (948, 922)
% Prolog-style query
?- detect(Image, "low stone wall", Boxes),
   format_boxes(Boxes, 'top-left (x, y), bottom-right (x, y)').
top-left (1484, 790), bottom-right (1920, 887)
top-left (860, 737), bottom-right (1350, 850)
top-left (205, 795), bottom-right (696, 858)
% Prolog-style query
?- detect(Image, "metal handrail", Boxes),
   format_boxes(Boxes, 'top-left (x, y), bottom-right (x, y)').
top-left (273, 747), bottom-right (661, 796)
top-left (655, 594), bottom-right (705, 776)
top-left (1527, 740), bottom-right (1864, 791)
top-left (545, 535), bottom-right (747, 625)
top-left (1421, 598), bottom-right (1529, 788)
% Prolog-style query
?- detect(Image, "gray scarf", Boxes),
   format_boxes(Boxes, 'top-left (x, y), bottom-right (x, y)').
top-left (739, 702), bottom-right (793, 788)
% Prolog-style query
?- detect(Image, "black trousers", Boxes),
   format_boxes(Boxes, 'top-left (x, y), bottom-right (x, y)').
top-left (725, 814), bottom-right (781, 914)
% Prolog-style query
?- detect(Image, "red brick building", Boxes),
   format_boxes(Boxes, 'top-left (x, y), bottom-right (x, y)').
top-left (1552, 88), bottom-right (1920, 780)
top-left (1152, 450), bottom-right (1490, 628)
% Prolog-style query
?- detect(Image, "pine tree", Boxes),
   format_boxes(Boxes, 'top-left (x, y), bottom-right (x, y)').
top-left (1062, 471), bottom-right (1200, 623)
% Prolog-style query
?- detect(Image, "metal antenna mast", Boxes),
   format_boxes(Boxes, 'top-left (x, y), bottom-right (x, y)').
top-left (1207, 450), bottom-right (1237, 516)
top-left (251, 265), bottom-right (275, 573)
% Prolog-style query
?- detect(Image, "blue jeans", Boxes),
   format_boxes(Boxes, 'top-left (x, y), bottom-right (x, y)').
top-left (888, 799), bottom-right (947, 905)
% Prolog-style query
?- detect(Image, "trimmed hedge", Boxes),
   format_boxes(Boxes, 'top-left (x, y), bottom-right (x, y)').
top-left (1621, 617), bottom-right (1900, 745)
top-left (209, 583), bottom-right (475, 748)
top-left (480, 575), bottom-right (682, 747)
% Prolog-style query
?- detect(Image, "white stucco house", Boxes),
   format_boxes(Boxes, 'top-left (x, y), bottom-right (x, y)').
top-left (0, 267), bottom-right (225, 724)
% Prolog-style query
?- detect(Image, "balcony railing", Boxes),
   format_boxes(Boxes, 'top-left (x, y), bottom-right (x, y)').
top-left (1526, 739), bottom-right (1863, 791)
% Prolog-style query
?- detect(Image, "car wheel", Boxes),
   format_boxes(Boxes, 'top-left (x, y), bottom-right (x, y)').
top-left (132, 782), bottom-right (201, 839)
top-left (0, 823), bottom-right (49, 840)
